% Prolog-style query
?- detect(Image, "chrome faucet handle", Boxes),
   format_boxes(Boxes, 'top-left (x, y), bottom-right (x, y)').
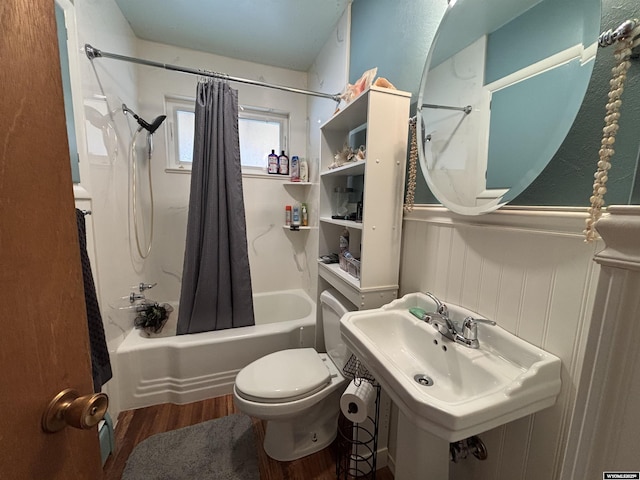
top-left (424, 292), bottom-right (448, 316)
top-left (139, 282), bottom-right (157, 292)
top-left (129, 292), bottom-right (146, 303)
top-left (461, 316), bottom-right (496, 341)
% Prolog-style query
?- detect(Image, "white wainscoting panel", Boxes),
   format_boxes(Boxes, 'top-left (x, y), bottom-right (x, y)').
top-left (561, 206), bottom-right (640, 478)
top-left (397, 207), bottom-right (601, 480)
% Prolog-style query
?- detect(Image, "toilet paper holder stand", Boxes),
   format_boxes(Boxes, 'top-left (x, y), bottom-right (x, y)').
top-left (337, 354), bottom-right (381, 480)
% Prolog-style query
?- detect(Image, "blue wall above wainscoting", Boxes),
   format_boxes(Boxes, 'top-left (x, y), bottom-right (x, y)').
top-left (349, 0), bottom-right (445, 99)
top-left (484, 0), bottom-right (599, 84)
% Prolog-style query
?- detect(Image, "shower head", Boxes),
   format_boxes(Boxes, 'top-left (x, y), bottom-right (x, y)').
top-left (143, 115), bottom-right (167, 134)
top-left (122, 104), bottom-right (166, 134)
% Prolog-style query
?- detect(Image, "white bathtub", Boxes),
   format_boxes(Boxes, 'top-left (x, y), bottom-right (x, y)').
top-left (115, 289), bottom-right (316, 410)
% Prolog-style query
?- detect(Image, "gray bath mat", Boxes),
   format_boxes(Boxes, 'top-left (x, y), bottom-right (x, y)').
top-left (122, 414), bottom-right (259, 480)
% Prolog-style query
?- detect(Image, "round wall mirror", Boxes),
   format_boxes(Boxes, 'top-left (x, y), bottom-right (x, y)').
top-left (417, 0), bottom-right (601, 215)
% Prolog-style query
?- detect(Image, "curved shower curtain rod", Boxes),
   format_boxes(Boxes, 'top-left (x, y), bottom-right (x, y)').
top-left (84, 44), bottom-right (342, 102)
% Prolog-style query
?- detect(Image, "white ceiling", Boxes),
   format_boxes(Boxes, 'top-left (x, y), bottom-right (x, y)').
top-left (114, 0), bottom-right (351, 71)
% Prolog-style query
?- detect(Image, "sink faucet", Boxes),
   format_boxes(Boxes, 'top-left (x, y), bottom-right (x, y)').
top-left (422, 292), bottom-right (496, 348)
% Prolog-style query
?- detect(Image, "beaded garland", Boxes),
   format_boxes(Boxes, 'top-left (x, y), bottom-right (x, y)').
top-left (584, 37), bottom-right (634, 242)
top-left (404, 117), bottom-right (418, 213)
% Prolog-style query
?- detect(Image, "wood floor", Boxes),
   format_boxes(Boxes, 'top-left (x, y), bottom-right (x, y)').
top-left (103, 395), bottom-right (395, 480)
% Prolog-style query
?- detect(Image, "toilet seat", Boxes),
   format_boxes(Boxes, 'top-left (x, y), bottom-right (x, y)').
top-left (235, 348), bottom-right (331, 403)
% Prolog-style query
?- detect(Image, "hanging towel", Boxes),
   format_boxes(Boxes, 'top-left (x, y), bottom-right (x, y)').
top-left (75, 209), bottom-right (112, 392)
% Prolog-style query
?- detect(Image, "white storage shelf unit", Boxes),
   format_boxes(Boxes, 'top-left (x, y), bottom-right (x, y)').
top-left (317, 86), bottom-right (410, 309)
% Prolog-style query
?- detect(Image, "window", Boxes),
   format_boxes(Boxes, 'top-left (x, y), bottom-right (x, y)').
top-left (165, 96), bottom-right (196, 171)
top-left (165, 95), bottom-right (289, 172)
top-left (238, 109), bottom-right (288, 168)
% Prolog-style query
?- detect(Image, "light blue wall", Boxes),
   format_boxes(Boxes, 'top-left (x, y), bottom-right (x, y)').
top-left (487, 59), bottom-right (591, 194)
top-left (484, 0), bottom-right (598, 194)
top-left (485, 0), bottom-right (599, 83)
top-left (349, 0), bottom-right (445, 100)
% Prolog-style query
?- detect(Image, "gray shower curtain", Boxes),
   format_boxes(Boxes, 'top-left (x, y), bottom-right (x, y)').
top-left (177, 80), bottom-right (255, 335)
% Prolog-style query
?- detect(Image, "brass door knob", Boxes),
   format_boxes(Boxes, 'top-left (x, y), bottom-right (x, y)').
top-left (42, 388), bottom-right (109, 433)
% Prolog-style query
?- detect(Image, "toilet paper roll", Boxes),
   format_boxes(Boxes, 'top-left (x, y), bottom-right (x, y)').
top-left (340, 379), bottom-right (376, 424)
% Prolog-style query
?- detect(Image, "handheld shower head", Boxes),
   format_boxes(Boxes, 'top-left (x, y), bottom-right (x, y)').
top-left (145, 115), bottom-right (167, 134)
top-left (122, 104), bottom-right (166, 134)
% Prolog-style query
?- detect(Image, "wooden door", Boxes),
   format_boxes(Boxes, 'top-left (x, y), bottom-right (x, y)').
top-left (0, 0), bottom-right (103, 478)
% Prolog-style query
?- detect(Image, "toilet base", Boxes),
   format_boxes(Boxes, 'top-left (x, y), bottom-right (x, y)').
top-left (262, 388), bottom-right (343, 461)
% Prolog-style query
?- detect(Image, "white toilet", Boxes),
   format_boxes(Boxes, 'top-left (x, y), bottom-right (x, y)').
top-left (233, 289), bottom-right (353, 461)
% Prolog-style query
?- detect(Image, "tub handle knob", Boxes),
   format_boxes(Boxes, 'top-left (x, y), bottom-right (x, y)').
top-left (139, 282), bottom-right (157, 292)
top-left (130, 292), bottom-right (146, 303)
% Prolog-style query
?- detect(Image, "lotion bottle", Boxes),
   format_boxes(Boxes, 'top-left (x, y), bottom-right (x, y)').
top-left (299, 158), bottom-right (308, 182)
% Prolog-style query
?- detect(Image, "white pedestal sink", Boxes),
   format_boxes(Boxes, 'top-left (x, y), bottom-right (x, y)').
top-left (340, 292), bottom-right (562, 478)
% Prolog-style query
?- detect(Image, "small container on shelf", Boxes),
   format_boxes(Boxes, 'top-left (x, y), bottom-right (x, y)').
top-left (339, 253), bottom-right (348, 272)
top-left (285, 205), bottom-right (292, 226)
top-left (339, 228), bottom-right (349, 254)
top-left (347, 256), bottom-right (361, 279)
top-left (299, 158), bottom-right (309, 182)
top-left (290, 156), bottom-right (300, 182)
top-left (340, 251), bottom-right (361, 279)
top-left (333, 187), bottom-right (354, 219)
top-left (292, 204), bottom-right (301, 227)
top-left (278, 151), bottom-right (289, 175)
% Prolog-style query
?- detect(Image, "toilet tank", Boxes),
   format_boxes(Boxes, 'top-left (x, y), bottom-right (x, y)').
top-left (320, 289), bottom-right (354, 371)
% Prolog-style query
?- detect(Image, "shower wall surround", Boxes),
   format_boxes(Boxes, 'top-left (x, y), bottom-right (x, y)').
top-left (399, 207), bottom-right (600, 479)
top-left (73, 0), bottom-right (142, 418)
top-left (135, 39), bottom-right (311, 302)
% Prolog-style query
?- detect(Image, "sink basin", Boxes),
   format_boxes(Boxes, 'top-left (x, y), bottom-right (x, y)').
top-left (340, 292), bottom-right (561, 442)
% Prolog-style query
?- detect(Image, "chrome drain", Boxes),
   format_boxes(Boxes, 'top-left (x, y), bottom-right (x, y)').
top-left (414, 374), bottom-right (434, 386)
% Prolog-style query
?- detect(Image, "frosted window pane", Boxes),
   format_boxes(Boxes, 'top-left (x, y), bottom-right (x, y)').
top-left (176, 110), bottom-right (194, 163)
top-left (170, 104), bottom-right (284, 170)
top-left (239, 118), bottom-right (280, 168)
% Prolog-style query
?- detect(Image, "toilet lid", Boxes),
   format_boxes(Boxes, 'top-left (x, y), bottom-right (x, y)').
top-left (235, 348), bottom-right (331, 402)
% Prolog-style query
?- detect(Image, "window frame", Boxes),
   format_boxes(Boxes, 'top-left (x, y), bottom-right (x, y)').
top-left (165, 95), bottom-right (196, 172)
top-left (164, 95), bottom-right (289, 175)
